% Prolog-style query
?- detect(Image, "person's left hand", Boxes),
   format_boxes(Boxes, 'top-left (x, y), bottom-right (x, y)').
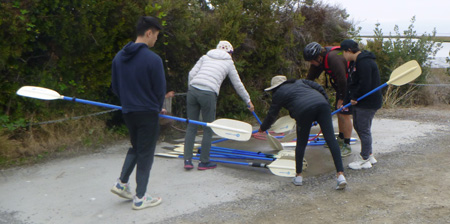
top-left (160, 108), bottom-right (167, 114)
top-left (258, 127), bottom-right (264, 133)
top-left (338, 100), bottom-right (349, 112)
top-left (165, 91), bottom-right (175, 98)
top-left (247, 101), bottom-right (255, 112)
top-left (351, 100), bottom-right (358, 105)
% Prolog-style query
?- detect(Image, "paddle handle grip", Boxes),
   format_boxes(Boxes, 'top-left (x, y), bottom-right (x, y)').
top-left (331, 82), bottom-right (387, 115)
top-left (250, 109), bottom-right (269, 135)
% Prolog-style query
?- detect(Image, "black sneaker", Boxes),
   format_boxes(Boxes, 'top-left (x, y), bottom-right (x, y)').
top-left (184, 160), bottom-right (194, 170)
top-left (198, 162), bottom-right (217, 170)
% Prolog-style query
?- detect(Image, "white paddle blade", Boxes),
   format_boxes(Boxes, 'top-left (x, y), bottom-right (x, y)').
top-left (270, 115), bottom-right (296, 133)
top-left (281, 131), bottom-right (297, 142)
top-left (388, 60), bottom-right (422, 86)
top-left (267, 134), bottom-right (284, 151)
top-left (155, 153), bottom-right (180, 158)
top-left (172, 145), bottom-right (199, 153)
top-left (16, 86), bottom-right (63, 100)
top-left (267, 159), bottom-right (296, 177)
top-left (276, 150), bottom-right (295, 158)
top-left (209, 119), bottom-right (252, 141)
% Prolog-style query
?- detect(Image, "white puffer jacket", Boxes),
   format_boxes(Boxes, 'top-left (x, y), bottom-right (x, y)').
top-left (188, 49), bottom-right (251, 103)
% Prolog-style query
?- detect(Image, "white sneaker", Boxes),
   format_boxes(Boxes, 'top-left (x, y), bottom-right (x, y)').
top-left (369, 154), bottom-right (377, 164)
top-left (292, 176), bottom-right (303, 186)
top-left (348, 157), bottom-right (372, 170)
top-left (132, 194), bottom-right (162, 210)
top-left (110, 179), bottom-right (133, 200)
top-left (336, 174), bottom-right (347, 190)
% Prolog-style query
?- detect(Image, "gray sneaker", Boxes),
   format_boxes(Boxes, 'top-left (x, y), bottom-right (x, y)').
top-left (336, 174), bottom-right (347, 190)
top-left (341, 143), bottom-right (352, 157)
top-left (292, 176), bottom-right (303, 186)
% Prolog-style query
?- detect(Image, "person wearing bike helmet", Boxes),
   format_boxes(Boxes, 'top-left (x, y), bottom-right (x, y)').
top-left (303, 42), bottom-right (353, 157)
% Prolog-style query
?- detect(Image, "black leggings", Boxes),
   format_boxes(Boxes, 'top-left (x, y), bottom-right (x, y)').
top-left (295, 103), bottom-right (344, 174)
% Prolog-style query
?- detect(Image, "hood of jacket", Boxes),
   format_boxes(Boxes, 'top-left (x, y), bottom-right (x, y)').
top-left (120, 42), bottom-right (149, 62)
top-left (206, 49), bottom-right (232, 60)
top-left (357, 50), bottom-right (376, 61)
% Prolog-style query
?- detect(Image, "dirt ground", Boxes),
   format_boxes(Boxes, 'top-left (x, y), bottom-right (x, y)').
top-left (163, 105), bottom-right (450, 224)
top-left (1, 105), bottom-right (449, 224)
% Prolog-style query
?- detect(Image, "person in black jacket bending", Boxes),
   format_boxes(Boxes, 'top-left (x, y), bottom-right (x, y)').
top-left (259, 75), bottom-right (347, 190)
top-left (340, 39), bottom-right (382, 170)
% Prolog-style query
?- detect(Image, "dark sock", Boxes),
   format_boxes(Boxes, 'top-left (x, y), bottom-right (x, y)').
top-left (344, 138), bottom-right (350, 144)
top-left (338, 132), bottom-right (344, 139)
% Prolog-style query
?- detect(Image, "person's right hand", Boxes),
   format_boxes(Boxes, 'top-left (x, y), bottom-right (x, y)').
top-left (247, 101), bottom-right (255, 112)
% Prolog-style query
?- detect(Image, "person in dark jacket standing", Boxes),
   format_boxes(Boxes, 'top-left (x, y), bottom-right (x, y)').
top-left (340, 39), bottom-right (382, 170)
top-left (110, 16), bottom-right (165, 210)
top-left (259, 75), bottom-right (347, 190)
top-left (303, 42), bottom-right (353, 157)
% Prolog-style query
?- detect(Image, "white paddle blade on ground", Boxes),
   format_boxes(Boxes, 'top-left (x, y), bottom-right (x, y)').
top-left (16, 86), bottom-right (63, 100)
top-left (388, 60), bottom-right (422, 86)
top-left (280, 132), bottom-right (297, 142)
top-left (267, 134), bottom-right (284, 151)
top-left (270, 115), bottom-right (296, 133)
top-left (266, 159), bottom-right (296, 177)
top-left (208, 119), bottom-right (252, 141)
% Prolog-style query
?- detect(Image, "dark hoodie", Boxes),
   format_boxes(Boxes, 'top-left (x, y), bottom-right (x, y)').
top-left (112, 42), bottom-right (166, 113)
top-left (346, 50), bottom-right (382, 110)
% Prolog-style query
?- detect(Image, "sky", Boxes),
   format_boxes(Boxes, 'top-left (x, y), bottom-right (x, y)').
top-left (323, 0), bottom-right (450, 36)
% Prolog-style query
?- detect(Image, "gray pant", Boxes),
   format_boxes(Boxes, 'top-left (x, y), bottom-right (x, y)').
top-left (184, 86), bottom-right (217, 162)
top-left (352, 107), bottom-right (377, 160)
top-left (120, 111), bottom-right (159, 198)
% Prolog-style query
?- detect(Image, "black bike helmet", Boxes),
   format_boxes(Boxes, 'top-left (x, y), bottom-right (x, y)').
top-left (303, 42), bottom-right (322, 61)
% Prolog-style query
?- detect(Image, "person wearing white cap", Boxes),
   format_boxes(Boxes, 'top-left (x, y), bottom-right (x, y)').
top-left (259, 75), bottom-right (347, 190)
top-left (183, 40), bottom-right (254, 170)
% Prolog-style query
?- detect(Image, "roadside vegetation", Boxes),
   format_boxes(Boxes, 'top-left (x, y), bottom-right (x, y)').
top-left (0, 0), bottom-right (448, 168)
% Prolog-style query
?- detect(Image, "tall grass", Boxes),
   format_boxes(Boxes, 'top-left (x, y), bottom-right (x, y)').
top-left (383, 68), bottom-right (450, 107)
top-left (0, 115), bottom-right (126, 168)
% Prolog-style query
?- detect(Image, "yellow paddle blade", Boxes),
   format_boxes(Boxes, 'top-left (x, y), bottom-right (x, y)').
top-left (388, 60), bottom-right (422, 86)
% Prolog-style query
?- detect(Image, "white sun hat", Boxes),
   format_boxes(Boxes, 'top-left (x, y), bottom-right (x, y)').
top-left (264, 75), bottom-right (287, 91)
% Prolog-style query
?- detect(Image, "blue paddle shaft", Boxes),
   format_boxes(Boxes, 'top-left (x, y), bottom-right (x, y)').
top-left (62, 96), bottom-right (208, 127)
top-left (331, 83), bottom-right (387, 115)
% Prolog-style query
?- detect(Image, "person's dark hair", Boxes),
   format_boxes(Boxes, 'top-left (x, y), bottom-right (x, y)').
top-left (303, 42), bottom-right (323, 61)
top-left (136, 16), bottom-right (162, 36)
top-left (340, 39), bottom-right (360, 53)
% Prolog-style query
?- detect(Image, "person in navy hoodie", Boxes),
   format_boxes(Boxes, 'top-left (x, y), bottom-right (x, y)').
top-left (110, 16), bottom-right (165, 210)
